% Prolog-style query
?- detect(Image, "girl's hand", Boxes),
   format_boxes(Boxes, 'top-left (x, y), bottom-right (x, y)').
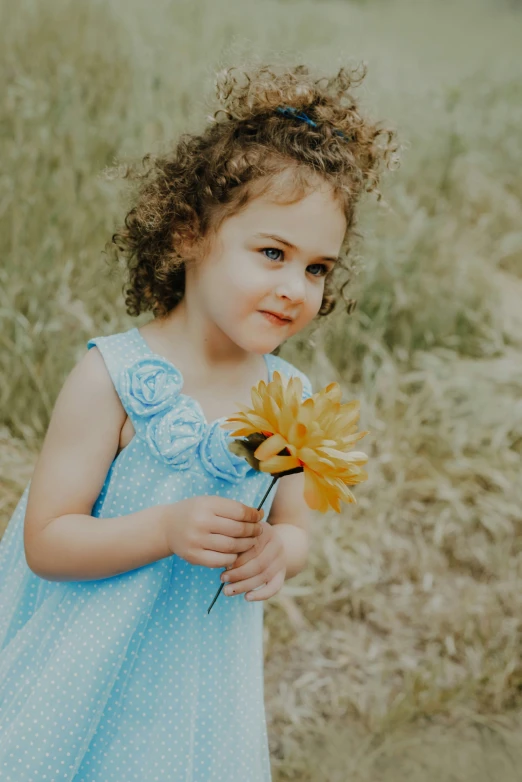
top-left (161, 495), bottom-right (264, 568)
top-left (220, 522), bottom-right (286, 602)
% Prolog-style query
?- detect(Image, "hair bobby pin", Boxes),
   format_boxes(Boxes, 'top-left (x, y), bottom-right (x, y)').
top-left (276, 105), bottom-right (350, 141)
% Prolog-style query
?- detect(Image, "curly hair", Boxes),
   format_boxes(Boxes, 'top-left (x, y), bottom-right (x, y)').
top-left (107, 62), bottom-right (400, 321)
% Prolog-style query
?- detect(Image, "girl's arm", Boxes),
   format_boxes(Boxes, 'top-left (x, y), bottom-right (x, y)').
top-left (268, 471), bottom-right (311, 579)
top-left (24, 347), bottom-right (172, 581)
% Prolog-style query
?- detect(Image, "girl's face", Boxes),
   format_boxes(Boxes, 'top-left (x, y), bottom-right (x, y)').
top-left (187, 182), bottom-right (347, 355)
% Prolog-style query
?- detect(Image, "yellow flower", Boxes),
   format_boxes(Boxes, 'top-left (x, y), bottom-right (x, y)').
top-left (221, 370), bottom-right (369, 513)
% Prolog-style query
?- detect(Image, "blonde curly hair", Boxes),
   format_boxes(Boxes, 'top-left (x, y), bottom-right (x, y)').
top-left (108, 62), bottom-right (400, 320)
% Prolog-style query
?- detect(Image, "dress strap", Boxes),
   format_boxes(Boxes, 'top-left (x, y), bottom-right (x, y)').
top-left (86, 327), bottom-right (183, 438)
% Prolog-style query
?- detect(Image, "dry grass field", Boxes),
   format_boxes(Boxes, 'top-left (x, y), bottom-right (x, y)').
top-left (1, 0), bottom-right (522, 779)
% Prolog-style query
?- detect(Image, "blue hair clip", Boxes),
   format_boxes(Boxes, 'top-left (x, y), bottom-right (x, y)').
top-left (276, 106), bottom-right (318, 127)
top-left (276, 105), bottom-right (349, 141)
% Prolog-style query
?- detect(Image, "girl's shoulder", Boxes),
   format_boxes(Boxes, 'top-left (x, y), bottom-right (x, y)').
top-left (267, 353), bottom-right (314, 400)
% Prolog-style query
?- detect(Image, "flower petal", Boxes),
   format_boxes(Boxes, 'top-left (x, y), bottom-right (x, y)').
top-left (258, 455), bottom-right (301, 473)
top-left (303, 467), bottom-right (329, 512)
top-left (320, 447), bottom-right (369, 464)
top-left (226, 412), bottom-right (273, 432)
top-left (254, 433), bottom-right (289, 461)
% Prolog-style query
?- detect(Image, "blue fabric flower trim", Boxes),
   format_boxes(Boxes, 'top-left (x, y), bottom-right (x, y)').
top-left (120, 357), bottom-right (183, 417)
top-left (199, 420), bottom-right (253, 483)
top-left (145, 397), bottom-right (206, 469)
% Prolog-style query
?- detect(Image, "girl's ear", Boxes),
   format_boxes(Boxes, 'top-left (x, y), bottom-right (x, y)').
top-left (172, 223), bottom-right (201, 263)
top-left (181, 227), bottom-right (217, 269)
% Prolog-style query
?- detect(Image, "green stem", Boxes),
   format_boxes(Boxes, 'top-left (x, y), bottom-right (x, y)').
top-left (206, 474), bottom-right (279, 614)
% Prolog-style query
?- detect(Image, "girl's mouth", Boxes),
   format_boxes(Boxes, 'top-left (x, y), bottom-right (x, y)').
top-left (259, 311), bottom-right (292, 326)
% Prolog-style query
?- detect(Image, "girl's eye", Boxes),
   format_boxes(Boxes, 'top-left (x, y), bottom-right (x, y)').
top-left (261, 248), bottom-right (329, 277)
top-left (307, 263), bottom-right (329, 278)
top-left (262, 247), bottom-right (284, 262)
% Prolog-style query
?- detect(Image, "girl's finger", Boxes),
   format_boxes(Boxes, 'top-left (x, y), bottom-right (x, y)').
top-left (245, 570), bottom-right (285, 602)
top-left (206, 533), bottom-right (257, 554)
top-left (223, 549), bottom-right (270, 583)
top-left (227, 535), bottom-right (264, 571)
top-left (224, 563), bottom-right (277, 596)
top-left (197, 550), bottom-right (237, 569)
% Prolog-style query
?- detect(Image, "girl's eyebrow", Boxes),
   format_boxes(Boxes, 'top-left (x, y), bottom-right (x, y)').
top-left (254, 232), bottom-right (339, 263)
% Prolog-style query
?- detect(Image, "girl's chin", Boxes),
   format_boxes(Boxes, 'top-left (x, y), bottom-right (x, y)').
top-left (239, 334), bottom-right (283, 355)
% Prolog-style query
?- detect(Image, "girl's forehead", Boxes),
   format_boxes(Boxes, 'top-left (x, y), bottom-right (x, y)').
top-left (255, 187), bottom-right (342, 223)
top-left (218, 189), bottom-right (346, 253)
top-left (242, 186), bottom-right (341, 224)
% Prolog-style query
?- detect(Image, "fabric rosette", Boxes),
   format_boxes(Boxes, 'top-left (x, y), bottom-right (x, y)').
top-left (145, 397), bottom-right (206, 469)
top-left (120, 357), bottom-right (183, 417)
top-left (199, 419), bottom-right (253, 483)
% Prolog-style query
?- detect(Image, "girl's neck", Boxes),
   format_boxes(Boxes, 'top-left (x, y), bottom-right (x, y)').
top-left (139, 304), bottom-right (266, 387)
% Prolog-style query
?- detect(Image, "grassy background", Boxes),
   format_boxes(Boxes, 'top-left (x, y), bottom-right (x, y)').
top-left (1, 0), bottom-right (522, 778)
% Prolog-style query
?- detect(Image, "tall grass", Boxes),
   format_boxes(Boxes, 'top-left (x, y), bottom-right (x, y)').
top-left (1, 0), bottom-right (522, 778)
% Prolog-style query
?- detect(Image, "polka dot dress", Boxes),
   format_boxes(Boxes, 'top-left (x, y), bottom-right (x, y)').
top-left (0, 326), bottom-right (313, 782)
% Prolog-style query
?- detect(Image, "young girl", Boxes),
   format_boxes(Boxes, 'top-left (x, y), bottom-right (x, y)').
top-left (0, 63), bottom-right (396, 780)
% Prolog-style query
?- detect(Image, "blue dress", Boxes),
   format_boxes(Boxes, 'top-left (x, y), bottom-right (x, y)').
top-left (0, 326), bottom-right (312, 782)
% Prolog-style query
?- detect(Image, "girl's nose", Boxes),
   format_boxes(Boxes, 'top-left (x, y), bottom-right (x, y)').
top-left (275, 270), bottom-right (306, 303)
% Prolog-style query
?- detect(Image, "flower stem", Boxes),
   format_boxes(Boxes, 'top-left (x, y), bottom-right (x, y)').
top-left (207, 475), bottom-right (279, 614)
top-left (257, 474), bottom-right (280, 510)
